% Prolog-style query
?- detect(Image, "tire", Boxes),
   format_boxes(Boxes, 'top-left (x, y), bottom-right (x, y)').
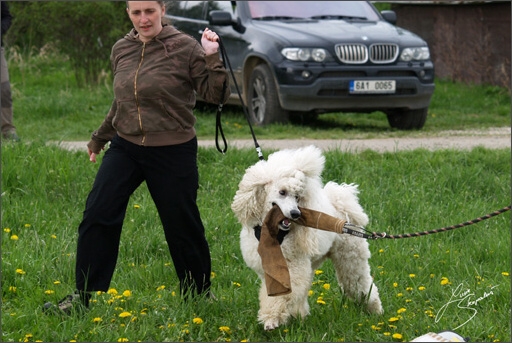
top-left (386, 107), bottom-right (428, 130)
top-left (247, 64), bottom-right (288, 125)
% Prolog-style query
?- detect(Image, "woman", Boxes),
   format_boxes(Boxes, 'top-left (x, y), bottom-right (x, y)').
top-left (45, 1), bottom-right (229, 314)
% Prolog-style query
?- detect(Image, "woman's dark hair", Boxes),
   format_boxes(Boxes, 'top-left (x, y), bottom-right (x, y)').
top-left (126, 1), bottom-right (165, 9)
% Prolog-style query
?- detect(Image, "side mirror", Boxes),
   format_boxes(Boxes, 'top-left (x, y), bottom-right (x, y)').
top-left (209, 10), bottom-right (233, 26)
top-left (209, 10), bottom-right (246, 33)
top-left (381, 10), bottom-right (397, 25)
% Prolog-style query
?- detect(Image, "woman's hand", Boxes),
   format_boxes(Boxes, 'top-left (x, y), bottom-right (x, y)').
top-left (201, 27), bottom-right (219, 55)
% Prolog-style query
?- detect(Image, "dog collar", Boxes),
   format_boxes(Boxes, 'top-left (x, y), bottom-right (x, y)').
top-left (253, 225), bottom-right (289, 244)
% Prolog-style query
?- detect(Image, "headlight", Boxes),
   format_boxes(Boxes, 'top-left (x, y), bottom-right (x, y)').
top-left (400, 47), bottom-right (430, 61)
top-left (282, 48), bottom-right (329, 62)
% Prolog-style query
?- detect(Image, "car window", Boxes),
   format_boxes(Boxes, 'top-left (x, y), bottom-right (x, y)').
top-left (248, 1), bottom-right (380, 21)
top-left (166, 1), bottom-right (207, 20)
top-left (207, 1), bottom-right (235, 15)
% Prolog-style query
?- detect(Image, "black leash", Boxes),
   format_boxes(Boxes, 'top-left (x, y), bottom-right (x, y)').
top-left (216, 36), bottom-right (264, 161)
top-left (343, 205), bottom-right (511, 240)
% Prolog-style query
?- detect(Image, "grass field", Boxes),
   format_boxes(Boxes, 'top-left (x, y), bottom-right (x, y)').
top-left (1, 47), bottom-right (511, 342)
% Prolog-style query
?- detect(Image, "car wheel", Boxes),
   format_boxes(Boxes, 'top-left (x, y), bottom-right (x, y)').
top-left (386, 108), bottom-right (428, 130)
top-left (247, 64), bottom-right (288, 125)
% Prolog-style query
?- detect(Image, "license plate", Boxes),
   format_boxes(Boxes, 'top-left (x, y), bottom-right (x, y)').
top-left (349, 80), bottom-right (396, 94)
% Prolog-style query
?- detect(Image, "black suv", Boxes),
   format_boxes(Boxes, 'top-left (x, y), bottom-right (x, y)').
top-left (166, 1), bottom-right (435, 130)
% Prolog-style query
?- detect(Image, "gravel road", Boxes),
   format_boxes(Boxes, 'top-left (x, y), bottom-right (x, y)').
top-left (56, 127), bottom-right (510, 153)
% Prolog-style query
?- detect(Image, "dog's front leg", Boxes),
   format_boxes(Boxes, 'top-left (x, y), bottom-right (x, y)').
top-left (257, 257), bottom-right (313, 331)
top-left (257, 282), bottom-right (291, 331)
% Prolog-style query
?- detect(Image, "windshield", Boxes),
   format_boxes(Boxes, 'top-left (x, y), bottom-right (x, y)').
top-left (248, 1), bottom-right (380, 21)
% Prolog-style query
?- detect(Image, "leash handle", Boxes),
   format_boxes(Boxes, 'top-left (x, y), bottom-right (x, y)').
top-left (215, 81), bottom-right (228, 154)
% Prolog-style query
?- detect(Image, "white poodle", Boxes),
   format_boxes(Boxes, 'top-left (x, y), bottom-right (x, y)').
top-left (231, 145), bottom-right (383, 330)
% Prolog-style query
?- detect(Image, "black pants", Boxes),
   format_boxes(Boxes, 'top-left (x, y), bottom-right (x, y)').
top-left (76, 135), bottom-right (211, 296)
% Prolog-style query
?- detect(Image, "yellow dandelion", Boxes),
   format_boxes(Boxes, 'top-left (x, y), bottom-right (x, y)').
top-left (232, 282), bottom-right (241, 287)
top-left (388, 317), bottom-right (399, 323)
top-left (16, 268), bottom-right (25, 275)
top-left (193, 317), bottom-right (203, 324)
top-left (315, 270), bottom-right (323, 275)
top-left (53, 280), bottom-right (61, 285)
top-left (107, 288), bottom-right (118, 295)
top-left (323, 283), bottom-right (331, 290)
top-left (413, 254), bottom-right (419, 258)
top-left (50, 234), bottom-right (57, 239)
top-left (430, 273), bottom-right (435, 278)
top-left (171, 291), bottom-right (176, 296)
top-left (371, 325), bottom-right (381, 330)
top-left (397, 308), bottom-right (406, 314)
top-left (384, 332), bottom-right (391, 336)
top-left (406, 287), bottom-right (413, 291)
top-left (501, 272), bottom-right (509, 277)
top-left (4, 228), bottom-right (11, 233)
top-left (211, 271), bottom-right (217, 278)
top-left (418, 286), bottom-right (426, 291)
top-left (130, 316), bottom-right (137, 322)
top-left (117, 338), bottom-right (129, 342)
top-left (316, 298), bottom-right (326, 305)
top-left (379, 248), bottom-right (384, 253)
top-left (122, 290), bottom-right (132, 297)
top-left (308, 290), bottom-right (314, 296)
top-left (133, 204), bottom-right (141, 209)
top-left (392, 333), bottom-right (403, 340)
top-left (119, 311), bottom-right (132, 318)
top-left (44, 290), bottom-right (55, 295)
top-left (440, 277), bottom-right (450, 285)
top-left (10, 235), bottom-right (19, 241)
top-left (393, 282), bottom-right (398, 288)
top-left (409, 274), bottom-right (416, 278)
top-left (24, 223), bottom-right (31, 228)
top-left (396, 292), bottom-right (403, 297)
top-left (156, 285), bottom-right (165, 291)
top-left (219, 326), bottom-right (231, 334)
top-left (93, 317), bottom-right (102, 323)
top-left (9, 286), bottom-right (16, 292)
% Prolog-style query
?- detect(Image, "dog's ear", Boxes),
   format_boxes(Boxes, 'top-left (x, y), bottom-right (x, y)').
top-left (231, 162), bottom-right (271, 225)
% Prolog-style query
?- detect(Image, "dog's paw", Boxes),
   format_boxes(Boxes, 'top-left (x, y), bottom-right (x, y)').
top-left (263, 319), bottom-right (280, 331)
top-left (367, 298), bottom-right (384, 315)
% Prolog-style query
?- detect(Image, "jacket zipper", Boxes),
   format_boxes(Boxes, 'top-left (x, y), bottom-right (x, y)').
top-left (134, 43), bottom-right (146, 145)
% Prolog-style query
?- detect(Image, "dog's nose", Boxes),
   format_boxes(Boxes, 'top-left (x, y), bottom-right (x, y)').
top-left (290, 209), bottom-right (301, 219)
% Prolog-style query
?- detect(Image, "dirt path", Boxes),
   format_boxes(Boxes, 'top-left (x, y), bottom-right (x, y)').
top-left (56, 127), bottom-right (510, 153)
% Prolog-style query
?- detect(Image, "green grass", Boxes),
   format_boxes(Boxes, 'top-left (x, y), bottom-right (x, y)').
top-left (2, 143), bottom-right (510, 342)
top-left (1, 47), bottom-right (511, 342)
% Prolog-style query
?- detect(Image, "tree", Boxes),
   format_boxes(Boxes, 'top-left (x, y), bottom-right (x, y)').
top-left (7, 2), bottom-right (132, 87)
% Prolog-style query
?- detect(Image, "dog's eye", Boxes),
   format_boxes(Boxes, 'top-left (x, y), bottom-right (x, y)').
top-left (279, 190), bottom-right (287, 196)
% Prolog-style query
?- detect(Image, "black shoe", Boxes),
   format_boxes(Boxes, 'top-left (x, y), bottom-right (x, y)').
top-left (43, 291), bottom-right (90, 315)
top-left (2, 131), bottom-right (20, 142)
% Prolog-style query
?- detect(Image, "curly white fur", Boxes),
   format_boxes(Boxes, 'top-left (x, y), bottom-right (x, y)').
top-left (231, 145), bottom-right (383, 330)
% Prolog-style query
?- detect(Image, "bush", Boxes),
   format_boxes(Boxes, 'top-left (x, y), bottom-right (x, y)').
top-left (6, 2), bottom-right (132, 87)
